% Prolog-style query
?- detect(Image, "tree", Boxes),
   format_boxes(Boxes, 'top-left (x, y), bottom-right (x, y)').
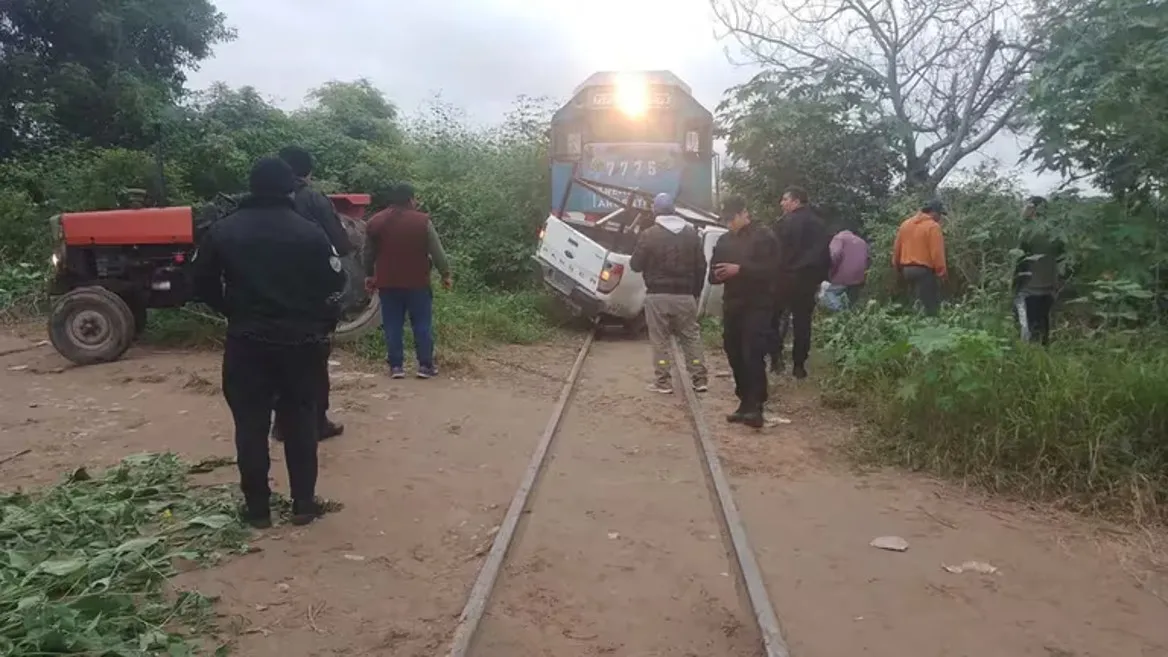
top-left (717, 73), bottom-right (899, 225)
top-left (0, 0), bottom-right (234, 157)
top-left (1025, 0), bottom-right (1168, 198)
top-left (711, 0), bottom-right (1044, 193)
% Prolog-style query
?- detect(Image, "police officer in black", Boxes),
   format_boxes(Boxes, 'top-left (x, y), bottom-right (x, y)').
top-left (193, 157), bottom-right (345, 528)
top-left (272, 146), bottom-right (352, 441)
top-left (709, 196), bottom-right (780, 428)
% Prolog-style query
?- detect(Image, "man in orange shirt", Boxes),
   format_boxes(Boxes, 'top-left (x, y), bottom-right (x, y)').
top-left (892, 200), bottom-right (947, 316)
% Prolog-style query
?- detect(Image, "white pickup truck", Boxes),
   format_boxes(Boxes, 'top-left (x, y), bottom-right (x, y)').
top-left (533, 185), bottom-right (727, 332)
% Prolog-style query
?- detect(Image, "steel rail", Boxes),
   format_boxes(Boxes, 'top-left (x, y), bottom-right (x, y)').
top-left (443, 331), bottom-right (790, 657)
top-left (671, 339), bottom-right (791, 657)
top-left (445, 329), bottom-right (596, 657)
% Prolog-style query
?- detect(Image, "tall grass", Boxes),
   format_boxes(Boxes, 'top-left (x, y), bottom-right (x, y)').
top-left (817, 303), bottom-right (1168, 523)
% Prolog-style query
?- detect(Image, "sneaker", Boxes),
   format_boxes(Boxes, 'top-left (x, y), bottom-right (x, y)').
top-left (646, 382), bottom-right (674, 394)
top-left (320, 419), bottom-right (344, 440)
top-left (693, 382), bottom-right (709, 393)
top-left (389, 367), bottom-right (406, 379)
top-left (417, 364), bottom-right (438, 379)
top-left (792, 364), bottom-right (808, 380)
top-left (290, 499), bottom-right (326, 526)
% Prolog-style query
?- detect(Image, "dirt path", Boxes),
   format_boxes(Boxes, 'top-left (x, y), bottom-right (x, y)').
top-left (474, 338), bottom-right (757, 657)
top-left (1, 327), bottom-right (1165, 657)
top-left (706, 358), bottom-right (1168, 657)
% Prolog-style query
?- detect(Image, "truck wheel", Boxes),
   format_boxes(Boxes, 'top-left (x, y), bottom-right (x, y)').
top-left (333, 292), bottom-right (382, 342)
top-left (48, 287), bottom-right (136, 365)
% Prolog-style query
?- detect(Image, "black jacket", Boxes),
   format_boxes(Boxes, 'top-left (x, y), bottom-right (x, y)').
top-left (192, 195), bottom-right (345, 344)
top-left (628, 219), bottom-right (707, 297)
top-left (293, 179), bottom-right (354, 257)
top-left (772, 206), bottom-right (831, 282)
top-left (708, 222), bottom-right (779, 314)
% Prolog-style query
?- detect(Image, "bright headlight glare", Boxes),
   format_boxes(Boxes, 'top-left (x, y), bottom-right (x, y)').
top-left (613, 73), bottom-right (648, 118)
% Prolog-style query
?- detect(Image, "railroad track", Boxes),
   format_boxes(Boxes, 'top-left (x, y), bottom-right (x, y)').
top-left (445, 330), bottom-right (790, 657)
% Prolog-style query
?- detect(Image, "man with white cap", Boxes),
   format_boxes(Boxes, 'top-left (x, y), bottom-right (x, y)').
top-left (629, 192), bottom-right (709, 394)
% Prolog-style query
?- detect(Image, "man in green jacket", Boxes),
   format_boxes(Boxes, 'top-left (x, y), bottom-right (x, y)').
top-left (1013, 196), bottom-right (1063, 344)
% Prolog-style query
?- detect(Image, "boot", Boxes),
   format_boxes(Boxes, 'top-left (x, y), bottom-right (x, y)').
top-left (740, 409), bottom-right (765, 428)
top-left (240, 500), bottom-right (272, 529)
top-left (291, 498), bottom-right (327, 526)
top-left (320, 417), bottom-right (344, 440)
top-left (726, 403), bottom-right (748, 424)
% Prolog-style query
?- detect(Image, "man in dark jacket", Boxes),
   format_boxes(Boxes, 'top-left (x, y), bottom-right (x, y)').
top-left (192, 157), bottom-right (344, 528)
top-left (274, 146), bottom-right (349, 441)
top-left (629, 193), bottom-right (709, 394)
top-left (363, 183), bottom-right (452, 379)
top-left (771, 187), bottom-right (831, 379)
top-left (709, 196), bottom-right (779, 428)
top-left (1014, 196), bottom-right (1063, 344)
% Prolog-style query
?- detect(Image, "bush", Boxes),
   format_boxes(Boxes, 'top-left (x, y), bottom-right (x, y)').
top-left (818, 304), bottom-right (1168, 523)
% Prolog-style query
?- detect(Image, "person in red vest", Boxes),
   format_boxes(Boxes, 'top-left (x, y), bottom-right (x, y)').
top-left (363, 184), bottom-right (452, 378)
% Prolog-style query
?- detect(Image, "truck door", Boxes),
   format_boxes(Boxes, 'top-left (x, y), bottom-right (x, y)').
top-left (697, 227), bottom-right (728, 317)
top-left (536, 214), bottom-right (609, 294)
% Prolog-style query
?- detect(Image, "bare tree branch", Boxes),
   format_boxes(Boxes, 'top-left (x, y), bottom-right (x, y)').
top-left (711, 0), bottom-right (1046, 193)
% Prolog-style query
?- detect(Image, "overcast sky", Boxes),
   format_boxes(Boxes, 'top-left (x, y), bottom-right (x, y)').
top-left (187, 0), bottom-right (1061, 193)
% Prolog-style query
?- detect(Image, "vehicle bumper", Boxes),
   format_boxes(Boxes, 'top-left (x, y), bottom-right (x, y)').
top-left (533, 257), bottom-right (603, 317)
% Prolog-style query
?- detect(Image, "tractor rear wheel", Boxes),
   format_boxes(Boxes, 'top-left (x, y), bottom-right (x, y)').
top-left (49, 287), bottom-right (136, 365)
top-left (331, 214), bottom-right (382, 342)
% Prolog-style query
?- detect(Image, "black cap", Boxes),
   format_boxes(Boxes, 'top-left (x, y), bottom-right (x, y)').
top-left (922, 199), bottom-right (947, 215)
top-left (249, 157), bottom-right (296, 197)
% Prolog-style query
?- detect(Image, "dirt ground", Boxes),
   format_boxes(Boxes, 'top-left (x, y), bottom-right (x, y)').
top-left (1, 326), bottom-right (1166, 657)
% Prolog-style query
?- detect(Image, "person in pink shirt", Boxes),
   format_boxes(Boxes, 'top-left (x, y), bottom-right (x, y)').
top-left (823, 227), bottom-right (869, 311)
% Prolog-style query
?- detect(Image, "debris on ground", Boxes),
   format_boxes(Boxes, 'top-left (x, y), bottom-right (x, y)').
top-left (0, 453), bottom-right (250, 655)
top-left (942, 560), bottom-right (999, 575)
top-left (869, 536), bottom-right (910, 552)
top-left (764, 415), bottom-right (792, 427)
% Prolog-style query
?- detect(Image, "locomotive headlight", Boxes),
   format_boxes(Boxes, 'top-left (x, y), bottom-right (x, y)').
top-left (613, 73), bottom-right (648, 118)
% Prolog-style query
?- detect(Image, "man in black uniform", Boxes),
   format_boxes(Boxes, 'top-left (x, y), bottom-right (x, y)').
top-left (709, 196), bottom-right (779, 428)
top-left (771, 187), bottom-right (831, 379)
top-left (273, 146), bottom-right (352, 441)
top-left (193, 157), bottom-right (345, 528)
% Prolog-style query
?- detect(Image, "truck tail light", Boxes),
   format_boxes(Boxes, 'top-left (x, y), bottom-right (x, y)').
top-left (597, 261), bottom-right (624, 294)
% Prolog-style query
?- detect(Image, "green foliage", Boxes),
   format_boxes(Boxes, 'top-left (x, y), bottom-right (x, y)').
top-left (1026, 0), bottom-right (1168, 196)
top-left (818, 305), bottom-right (1168, 522)
top-left (0, 453), bottom-right (250, 655)
top-left (859, 170), bottom-right (1168, 324)
top-left (0, 0), bottom-right (235, 158)
top-left (717, 71), bottom-right (898, 225)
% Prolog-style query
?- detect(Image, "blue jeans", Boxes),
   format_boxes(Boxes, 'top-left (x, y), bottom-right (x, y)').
top-left (378, 288), bottom-right (434, 369)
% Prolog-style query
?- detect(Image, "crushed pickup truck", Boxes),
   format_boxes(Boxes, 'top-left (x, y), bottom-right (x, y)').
top-left (533, 175), bottom-right (727, 333)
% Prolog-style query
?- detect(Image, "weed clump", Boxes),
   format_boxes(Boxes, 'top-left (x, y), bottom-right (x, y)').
top-left (818, 304), bottom-right (1168, 523)
top-left (0, 453), bottom-right (250, 655)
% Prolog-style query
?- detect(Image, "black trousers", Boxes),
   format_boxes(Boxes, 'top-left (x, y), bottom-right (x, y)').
top-left (274, 339), bottom-right (331, 434)
top-left (723, 305), bottom-right (772, 413)
top-left (222, 335), bottom-right (329, 510)
top-left (1015, 293), bottom-right (1054, 345)
top-left (772, 275), bottom-right (819, 368)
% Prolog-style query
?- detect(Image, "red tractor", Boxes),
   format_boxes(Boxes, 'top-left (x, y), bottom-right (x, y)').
top-left (46, 192), bottom-right (382, 365)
